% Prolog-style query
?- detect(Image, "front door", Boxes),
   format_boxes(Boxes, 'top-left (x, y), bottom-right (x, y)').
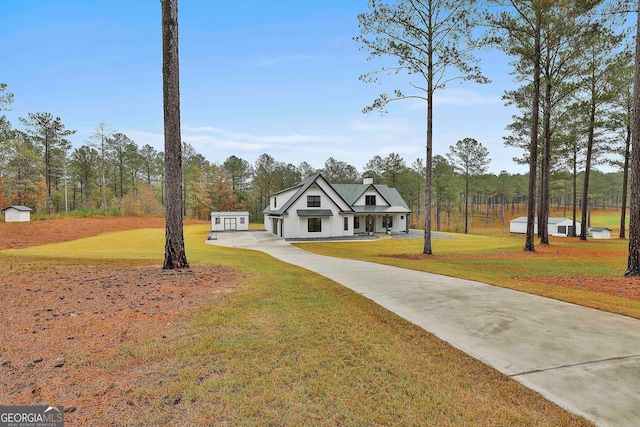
top-left (272, 218), bottom-right (278, 235)
top-left (224, 218), bottom-right (237, 231)
top-left (366, 215), bottom-right (374, 233)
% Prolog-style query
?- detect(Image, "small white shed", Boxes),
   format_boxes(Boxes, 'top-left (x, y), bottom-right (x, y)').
top-left (211, 211), bottom-right (249, 231)
top-left (2, 205), bottom-right (33, 222)
top-left (510, 216), bottom-right (581, 236)
top-left (590, 227), bottom-right (611, 239)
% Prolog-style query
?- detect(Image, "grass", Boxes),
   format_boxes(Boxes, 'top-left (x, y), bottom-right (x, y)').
top-left (0, 224), bottom-right (592, 425)
top-left (294, 231), bottom-right (640, 319)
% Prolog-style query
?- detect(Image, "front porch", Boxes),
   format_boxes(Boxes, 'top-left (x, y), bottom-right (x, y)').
top-left (353, 213), bottom-right (409, 235)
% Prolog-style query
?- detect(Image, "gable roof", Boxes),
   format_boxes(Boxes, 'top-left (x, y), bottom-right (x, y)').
top-left (332, 183), bottom-right (410, 213)
top-left (510, 216), bottom-right (581, 224)
top-left (2, 205), bottom-right (33, 212)
top-left (264, 175), bottom-right (411, 216)
top-left (263, 174), bottom-right (355, 216)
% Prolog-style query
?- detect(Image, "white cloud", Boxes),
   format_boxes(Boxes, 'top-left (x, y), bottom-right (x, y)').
top-left (182, 125), bottom-right (351, 147)
top-left (349, 118), bottom-right (410, 133)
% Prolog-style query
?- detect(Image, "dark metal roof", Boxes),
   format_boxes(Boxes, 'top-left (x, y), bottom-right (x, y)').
top-left (296, 209), bottom-right (334, 216)
top-left (1, 205), bottom-right (33, 212)
top-left (264, 174), bottom-right (355, 216)
top-left (263, 174), bottom-right (410, 217)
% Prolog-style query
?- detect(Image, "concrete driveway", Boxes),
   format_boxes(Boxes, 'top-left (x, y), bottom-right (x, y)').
top-left (207, 231), bottom-right (640, 427)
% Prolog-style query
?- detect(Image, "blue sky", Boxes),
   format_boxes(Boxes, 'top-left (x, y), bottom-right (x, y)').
top-left (1, 0), bottom-right (527, 174)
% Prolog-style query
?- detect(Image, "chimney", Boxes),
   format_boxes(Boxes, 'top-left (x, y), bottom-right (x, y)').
top-left (363, 176), bottom-right (373, 185)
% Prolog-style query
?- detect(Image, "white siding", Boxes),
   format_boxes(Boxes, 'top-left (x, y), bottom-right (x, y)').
top-left (282, 188), bottom-right (345, 238)
top-left (354, 189), bottom-right (388, 207)
top-left (509, 220), bottom-right (530, 234)
top-left (510, 217), bottom-right (582, 236)
top-left (553, 219), bottom-right (581, 236)
top-left (591, 229), bottom-right (611, 239)
top-left (4, 208), bottom-right (30, 222)
top-left (272, 187), bottom-right (298, 210)
top-left (211, 212), bottom-right (249, 231)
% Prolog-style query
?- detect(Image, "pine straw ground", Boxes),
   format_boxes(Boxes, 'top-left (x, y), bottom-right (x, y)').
top-left (0, 217), bottom-right (241, 424)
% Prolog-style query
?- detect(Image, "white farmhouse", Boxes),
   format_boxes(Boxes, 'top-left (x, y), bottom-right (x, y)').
top-left (510, 216), bottom-right (582, 236)
top-left (263, 174), bottom-right (411, 239)
top-left (2, 205), bottom-right (33, 222)
top-left (210, 211), bottom-right (249, 231)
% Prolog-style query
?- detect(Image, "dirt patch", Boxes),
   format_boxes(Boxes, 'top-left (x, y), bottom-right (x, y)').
top-left (528, 275), bottom-right (640, 301)
top-left (0, 217), bottom-right (242, 425)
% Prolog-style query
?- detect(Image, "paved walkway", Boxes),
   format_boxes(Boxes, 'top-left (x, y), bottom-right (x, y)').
top-left (207, 231), bottom-right (640, 427)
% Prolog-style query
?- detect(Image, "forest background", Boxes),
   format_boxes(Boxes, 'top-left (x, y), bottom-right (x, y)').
top-left (0, 1), bottom-right (636, 238)
top-left (0, 109), bottom-right (630, 236)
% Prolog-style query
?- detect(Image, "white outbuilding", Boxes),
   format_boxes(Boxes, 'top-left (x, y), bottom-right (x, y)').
top-left (510, 216), bottom-right (582, 237)
top-left (2, 205), bottom-right (33, 222)
top-left (211, 211), bottom-right (250, 232)
top-left (589, 227), bottom-right (612, 239)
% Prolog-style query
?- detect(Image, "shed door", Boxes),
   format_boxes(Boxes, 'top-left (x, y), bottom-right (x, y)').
top-left (224, 218), bottom-right (237, 231)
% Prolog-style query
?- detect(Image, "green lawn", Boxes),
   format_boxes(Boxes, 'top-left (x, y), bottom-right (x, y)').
top-left (295, 232), bottom-right (640, 319)
top-left (0, 225), bottom-right (592, 425)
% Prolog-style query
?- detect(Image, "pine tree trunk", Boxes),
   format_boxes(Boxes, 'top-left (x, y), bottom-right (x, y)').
top-left (423, 15), bottom-right (434, 255)
top-left (162, 0), bottom-right (189, 270)
top-left (539, 71), bottom-right (552, 245)
top-left (423, 92), bottom-right (433, 254)
top-left (525, 9), bottom-right (542, 252)
top-left (581, 94), bottom-right (596, 241)
top-left (620, 126), bottom-right (630, 238)
top-left (45, 134), bottom-right (51, 215)
top-left (626, 0), bottom-right (640, 276)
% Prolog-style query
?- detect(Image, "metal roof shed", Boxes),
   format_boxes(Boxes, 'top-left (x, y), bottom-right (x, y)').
top-left (2, 205), bottom-right (33, 222)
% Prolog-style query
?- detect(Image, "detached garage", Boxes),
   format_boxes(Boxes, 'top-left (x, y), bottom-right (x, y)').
top-left (211, 211), bottom-right (249, 232)
top-left (2, 205), bottom-right (33, 222)
top-left (510, 216), bottom-right (581, 236)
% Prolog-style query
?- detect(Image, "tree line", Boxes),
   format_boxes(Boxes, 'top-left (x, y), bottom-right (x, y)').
top-left (353, 0), bottom-right (640, 275)
top-left (0, 86), bottom-right (630, 233)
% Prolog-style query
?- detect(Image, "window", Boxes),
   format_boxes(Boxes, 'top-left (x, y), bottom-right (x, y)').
top-left (307, 195), bottom-right (321, 207)
top-left (240, 217), bottom-right (245, 224)
top-left (365, 195), bottom-right (376, 206)
top-left (344, 217), bottom-right (349, 231)
top-left (308, 218), bottom-right (322, 233)
top-left (383, 216), bottom-right (393, 228)
top-left (215, 217), bottom-right (220, 225)
top-left (274, 197), bottom-right (277, 208)
top-left (354, 216), bottom-right (360, 229)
